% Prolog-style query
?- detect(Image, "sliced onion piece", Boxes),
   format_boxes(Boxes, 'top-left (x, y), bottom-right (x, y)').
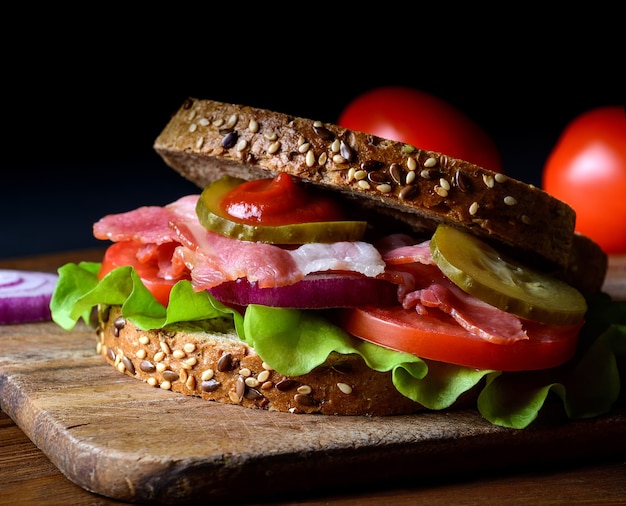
top-left (0, 270), bottom-right (59, 324)
top-left (209, 273), bottom-right (399, 309)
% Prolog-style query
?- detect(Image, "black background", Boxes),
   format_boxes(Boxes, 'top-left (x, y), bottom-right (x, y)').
top-left (2, 10), bottom-right (622, 259)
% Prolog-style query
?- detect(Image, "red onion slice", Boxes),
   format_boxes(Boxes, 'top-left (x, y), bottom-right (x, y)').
top-left (0, 270), bottom-right (59, 324)
top-left (209, 273), bottom-right (398, 309)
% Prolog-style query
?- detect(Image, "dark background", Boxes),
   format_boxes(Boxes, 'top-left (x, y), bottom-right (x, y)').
top-left (2, 12), bottom-right (622, 259)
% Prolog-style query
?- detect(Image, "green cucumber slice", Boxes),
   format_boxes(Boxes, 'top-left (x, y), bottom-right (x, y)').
top-left (430, 224), bottom-right (587, 325)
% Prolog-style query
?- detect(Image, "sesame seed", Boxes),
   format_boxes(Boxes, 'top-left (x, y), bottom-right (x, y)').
top-left (225, 113), bottom-right (238, 129)
top-left (521, 214), bottom-right (531, 224)
top-left (337, 382), bottom-right (353, 394)
top-left (297, 385), bottom-right (312, 395)
top-left (439, 178), bottom-right (451, 191)
top-left (248, 118), bottom-right (259, 133)
top-left (305, 149), bottom-right (316, 167)
top-left (424, 157), bottom-right (438, 168)
top-left (240, 367), bottom-right (252, 377)
top-left (469, 201), bottom-right (479, 215)
top-left (212, 118), bottom-right (224, 127)
top-left (504, 196), bottom-right (518, 205)
top-left (354, 169), bottom-right (367, 180)
top-left (198, 117), bottom-right (210, 127)
top-left (257, 370), bottom-right (271, 383)
top-left (332, 154), bottom-right (346, 164)
top-left (183, 343), bottom-right (196, 353)
top-left (407, 156), bottom-right (417, 171)
top-left (153, 351), bottom-right (165, 362)
top-left (156, 362), bottom-right (166, 373)
top-left (482, 174), bottom-right (495, 188)
top-left (435, 186), bottom-right (449, 197)
top-left (195, 137), bottom-right (204, 149)
top-left (264, 131), bottom-right (278, 141)
top-left (298, 142), bottom-right (310, 153)
top-left (405, 170), bottom-right (416, 184)
top-left (358, 180), bottom-right (371, 190)
top-left (377, 183), bottom-right (392, 193)
top-left (495, 173), bottom-right (508, 183)
top-left (331, 139), bottom-right (341, 153)
top-left (236, 139), bottom-right (248, 152)
top-left (136, 349), bottom-right (146, 359)
top-left (229, 390), bottom-right (242, 403)
top-left (160, 381), bottom-right (172, 390)
top-left (184, 357), bottom-right (197, 367)
top-left (245, 377), bottom-right (259, 388)
top-left (347, 167), bottom-right (356, 182)
top-left (147, 377), bottom-right (158, 387)
top-left (172, 349), bottom-right (185, 359)
top-left (267, 141), bottom-right (280, 154)
top-left (188, 123), bottom-right (197, 133)
top-left (262, 362), bottom-right (273, 370)
top-left (160, 342), bottom-right (171, 354)
top-left (201, 369), bottom-right (215, 381)
top-left (138, 335), bottom-right (149, 345)
top-left (185, 375), bottom-right (196, 390)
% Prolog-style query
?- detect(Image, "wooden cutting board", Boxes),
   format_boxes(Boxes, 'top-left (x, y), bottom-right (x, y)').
top-left (1, 320), bottom-right (625, 504)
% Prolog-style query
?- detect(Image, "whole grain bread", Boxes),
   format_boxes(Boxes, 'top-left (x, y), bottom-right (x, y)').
top-left (154, 99), bottom-right (580, 270)
top-left (98, 306), bottom-right (427, 416)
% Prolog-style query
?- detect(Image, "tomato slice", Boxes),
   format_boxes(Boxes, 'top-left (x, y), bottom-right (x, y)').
top-left (99, 241), bottom-right (190, 306)
top-left (337, 306), bottom-right (581, 371)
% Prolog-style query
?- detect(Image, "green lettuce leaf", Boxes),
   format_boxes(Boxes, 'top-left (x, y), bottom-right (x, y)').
top-left (50, 262), bottom-right (626, 430)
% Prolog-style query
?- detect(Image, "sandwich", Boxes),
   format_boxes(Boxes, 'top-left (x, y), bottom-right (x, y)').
top-left (50, 98), bottom-right (625, 429)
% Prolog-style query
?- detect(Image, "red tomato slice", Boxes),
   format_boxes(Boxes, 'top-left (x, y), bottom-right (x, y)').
top-left (338, 306), bottom-right (581, 371)
top-left (99, 241), bottom-right (190, 306)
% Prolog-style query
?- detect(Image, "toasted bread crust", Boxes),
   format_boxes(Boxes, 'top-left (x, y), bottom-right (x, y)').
top-left (154, 98), bottom-right (577, 270)
top-left (97, 306), bottom-right (424, 416)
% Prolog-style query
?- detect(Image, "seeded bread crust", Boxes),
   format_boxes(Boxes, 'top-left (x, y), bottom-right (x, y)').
top-left (154, 98), bottom-right (577, 271)
top-left (97, 306), bottom-right (425, 416)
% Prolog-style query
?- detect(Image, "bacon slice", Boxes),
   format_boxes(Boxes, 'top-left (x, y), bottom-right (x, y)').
top-left (383, 240), bottom-right (528, 344)
top-left (171, 221), bottom-right (303, 289)
top-left (170, 220), bottom-right (387, 291)
top-left (377, 234), bottom-right (434, 265)
top-left (93, 195), bottom-right (200, 244)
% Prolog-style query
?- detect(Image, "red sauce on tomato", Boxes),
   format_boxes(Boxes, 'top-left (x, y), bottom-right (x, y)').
top-left (219, 173), bottom-right (346, 226)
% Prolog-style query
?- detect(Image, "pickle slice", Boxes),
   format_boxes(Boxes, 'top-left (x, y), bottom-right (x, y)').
top-left (430, 224), bottom-right (587, 325)
top-left (196, 176), bottom-right (367, 244)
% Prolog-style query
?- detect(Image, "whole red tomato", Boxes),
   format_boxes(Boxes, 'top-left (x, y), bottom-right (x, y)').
top-left (542, 105), bottom-right (626, 254)
top-left (338, 86), bottom-right (503, 173)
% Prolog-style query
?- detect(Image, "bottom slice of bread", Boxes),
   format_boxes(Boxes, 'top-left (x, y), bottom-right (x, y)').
top-left (96, 305), bottom-right (425, 416)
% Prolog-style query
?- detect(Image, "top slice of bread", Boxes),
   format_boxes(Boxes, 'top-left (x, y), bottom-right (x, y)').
top-left (153, 98), bottom-right (598, 283)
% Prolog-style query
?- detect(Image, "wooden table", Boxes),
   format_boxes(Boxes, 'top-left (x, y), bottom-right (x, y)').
top-left (1, 249), bottom-right (625, 505)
